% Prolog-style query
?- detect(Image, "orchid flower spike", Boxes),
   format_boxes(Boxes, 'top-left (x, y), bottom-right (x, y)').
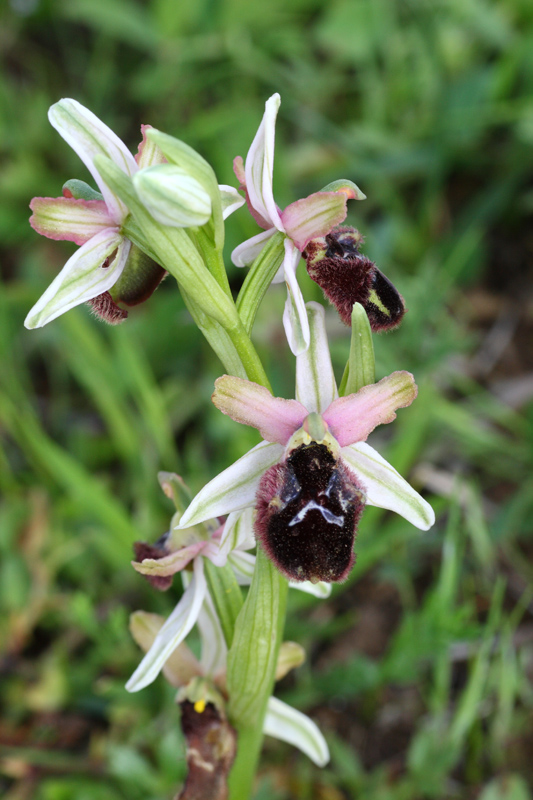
top-left (231, 93), bottom-right (366, 355)
top-left (178, 303), bottom-right (435, 584)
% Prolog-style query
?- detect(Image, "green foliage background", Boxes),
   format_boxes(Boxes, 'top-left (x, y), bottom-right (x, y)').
top-left (2, 0), bottom-right (533, 798)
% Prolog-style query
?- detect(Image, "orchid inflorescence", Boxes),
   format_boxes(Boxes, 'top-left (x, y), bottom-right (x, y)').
top-left (26, 93), bottom-right (435, 799)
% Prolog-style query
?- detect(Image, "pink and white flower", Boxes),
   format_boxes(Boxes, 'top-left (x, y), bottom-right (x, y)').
top-left (177, 302), bottom-right (435, 581)
top-left (231, 93), bottom-right (366, 354)
top-left (25, 99), bottom-right (242, 329)
top-left (127, 480), bottom-right (329, 694)
top-left (129, 582), bottom-right (330, 767)
top-left (25, 99), bottom-right (155, 328)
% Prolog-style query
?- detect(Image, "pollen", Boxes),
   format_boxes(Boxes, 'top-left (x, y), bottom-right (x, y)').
top-left (194, 698), bottom-right (206, 714)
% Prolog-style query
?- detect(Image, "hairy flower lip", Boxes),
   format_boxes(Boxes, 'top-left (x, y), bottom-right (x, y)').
top-left (304, 226), bottom-right (406, 332)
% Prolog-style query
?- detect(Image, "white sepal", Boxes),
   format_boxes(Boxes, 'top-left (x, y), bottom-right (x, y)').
top-left (218, 184), bottom-right (246, 220)
top-left (231, 227), bottom-right (276, 267)
top-left (178, 441), bottom-right (284, 528)
top-left (194, 581), bottom-right (228, 678)
top-left (48, 98), bottom-right (137, 223)
top-left (341, 442), bottom-right (435, 530)
top-left (227, 550), bottom-right (256, 585)
top-left (218, 508), bottom-right (255, 561)
top-left (296, 302), bottom-right (338, 413)
top-left (264, 696), bottom-right (330, 767)
top-left (245, 93), bottom-right (283, 232)
top-left (125, 558), bottom-right (207, 692)
top-left (24, 229), bottom-right (129, 329)
top-left (282, 239), bottom-right (310, 355)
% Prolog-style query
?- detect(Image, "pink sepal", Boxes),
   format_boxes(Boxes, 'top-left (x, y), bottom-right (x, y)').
top-left (30, 196), bottom-right (115, 245)
top-left (281, 191), bottom-right (348, 252)
top-left (323, 372), bottom-right (418, 447)
top-left (132, 540), bottom-right (206, 577)
top-left (213, 375), bottom-right (308, 445)
top-left (233, 155), bottom-right (272, 231)
top-left (136, 124), bottom-right (167, 168)
top-left (233, 156), bottom-right (246, 188)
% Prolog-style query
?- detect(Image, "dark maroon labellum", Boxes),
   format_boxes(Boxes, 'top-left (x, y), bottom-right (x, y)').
top-left (133, 530), bottom-right (174, 591)
top-left (304, 226), bottom-right (405, 332)
top-left (110, 246), bottom-right (167, 307)
top-left (177, 700), bottom-right (237, 800)
top-left (255, 443), bottom-right (365, 583)
top-left (87, 246), bottom-right (167, 324)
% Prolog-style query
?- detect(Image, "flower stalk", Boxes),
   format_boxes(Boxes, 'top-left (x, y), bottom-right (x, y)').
top-left (226, 549), bottom-right (289, 800)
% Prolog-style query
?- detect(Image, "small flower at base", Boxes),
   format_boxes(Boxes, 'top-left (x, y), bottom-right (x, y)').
top-left (176, 681), bottom-right (237, 800)
top-left (255, 441), bottom-right (365, 583)
top-left (305, 226), bottom-right (406, 332)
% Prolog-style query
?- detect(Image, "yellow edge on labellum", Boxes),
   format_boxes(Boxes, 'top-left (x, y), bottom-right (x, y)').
top-left (284, 413), bottom-right (341, 459)
top-left (367, 288), bottom-right (391, 317)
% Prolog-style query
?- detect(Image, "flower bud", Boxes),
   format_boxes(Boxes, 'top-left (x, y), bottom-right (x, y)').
top-left (304, 226), bottom-right (405, 332)
top-left (133, 164), bottom-right (212, 228)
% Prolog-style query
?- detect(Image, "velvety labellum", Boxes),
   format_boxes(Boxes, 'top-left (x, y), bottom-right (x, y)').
top-left (110, 245), bottom-right (167, 307)
top-left (255, 443), bottom-right (365, 583)
top-left (305, 226), bottom-right (405, 332)
top-left (90, 245), bottom-right (167, 323)
top-left (366, 267), bottom-right (405, 332)
top-left (177, 700), bottom-right (237, 800)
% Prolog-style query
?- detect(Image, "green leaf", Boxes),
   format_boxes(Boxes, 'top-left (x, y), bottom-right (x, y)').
top-left (339, 302), bottom-right (375, 396)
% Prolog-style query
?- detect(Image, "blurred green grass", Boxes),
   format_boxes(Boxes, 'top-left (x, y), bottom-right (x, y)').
top-left (2, 0), bottom-right (533, 797)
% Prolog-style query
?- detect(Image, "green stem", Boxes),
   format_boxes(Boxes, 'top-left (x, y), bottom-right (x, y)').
top-left (226, 549), bottom-right (288, 800)
top-left (236, 232), bottom-right (286, 334)
top-left (192, 226), bottom-right (233, 300)
top-left (225, 318), bottom-right (271, 389)
top-left (204, 560), bottom-right (244, 648)
top-left (98, 154), bottom-right (289, 796)
top-left (180, 288), bottom-right (250, 379)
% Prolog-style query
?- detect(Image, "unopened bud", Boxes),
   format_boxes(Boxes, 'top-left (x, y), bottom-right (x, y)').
top-left (133, 164), bottom-right (211, 227)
